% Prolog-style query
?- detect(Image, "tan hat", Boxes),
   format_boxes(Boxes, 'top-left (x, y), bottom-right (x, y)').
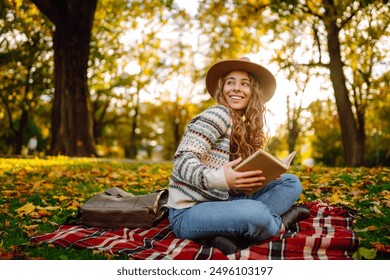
top-left (205, 57), bottom-right (276, 102)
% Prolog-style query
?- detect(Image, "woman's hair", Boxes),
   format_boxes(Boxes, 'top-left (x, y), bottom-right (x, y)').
top-left (214, 73), bottom-right (268, 160)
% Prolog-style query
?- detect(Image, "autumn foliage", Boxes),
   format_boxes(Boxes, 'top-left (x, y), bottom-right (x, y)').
top-left (0, 157), bottom-right (389, 259)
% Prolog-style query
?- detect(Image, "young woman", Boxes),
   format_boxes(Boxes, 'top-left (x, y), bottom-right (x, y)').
top-left (167, 57), bottom-right (309, 255)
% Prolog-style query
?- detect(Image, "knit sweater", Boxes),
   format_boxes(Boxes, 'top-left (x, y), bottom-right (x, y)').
top-left (167, 105), bottom-right (233, 209)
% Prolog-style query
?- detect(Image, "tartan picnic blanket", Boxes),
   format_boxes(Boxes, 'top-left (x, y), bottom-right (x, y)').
top-left (29, 201), bottom-right (359, 260)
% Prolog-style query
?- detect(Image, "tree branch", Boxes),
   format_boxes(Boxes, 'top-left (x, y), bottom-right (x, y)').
top-left (312, 21), bottom-right (323, 64)
top-left (338, 1), bottom-right (361, 30)
top-left (280, 62), bottom-right (330, 70)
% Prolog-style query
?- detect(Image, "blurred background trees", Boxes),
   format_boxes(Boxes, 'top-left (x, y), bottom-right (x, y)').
top-left (0, 0), bottom-right (388, 166)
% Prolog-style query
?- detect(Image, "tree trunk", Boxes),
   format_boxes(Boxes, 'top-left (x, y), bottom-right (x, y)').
top-left (287, 96), bottom-right (300, 154)
top-left (288, 119), bottom-right (299, 154)
top-left (31, 0), bottom-right (97, 156)
top-left (172, 102), bottom-right (182, 153)
top-left (323, 1), bottom-right (365, 166)
top-left (128, 92), bottom-right (140, 159)
top-left (13, 109), bottom-right (29, 155)
top-left (9, 74), bottom-right (30, 155)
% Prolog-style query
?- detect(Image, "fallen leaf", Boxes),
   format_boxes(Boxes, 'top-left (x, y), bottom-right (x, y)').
top-left (20, 224), bottom-right (39, 237)
top-left (354, 225), bottom-right (378, 232)
top-left (36, 205), bottom-right (60, 211)
top-left (352, 247), bottom-right (377, 260)
top-left (1, 190), bottom-right (19, 199)
top-left (37, 209), bottom-right (51, 217)
top-left (15, 203), bottom-right (35, 216)
top-left (29, 212), bottom-right (41, 219)
top-left (55, 195), bottom-right (68, 202)
top-left (313, 189), bottom-right (322, 198)
top-left (372, 242), bottom-right (390, 253)
top-left (329, 192), bottom-right (341, 204)
top-left (379, 190), bottom-right (390, 199)
top-left (65, 200), bottom-right (81, 211)
top-left (370, 205), bottom-right (385, 216)
top-left (49, 221), bottom-right (59, 228)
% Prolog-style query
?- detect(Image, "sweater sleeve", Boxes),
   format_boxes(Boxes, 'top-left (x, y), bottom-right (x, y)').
top-left (171, 105), bottom-right (231, 192)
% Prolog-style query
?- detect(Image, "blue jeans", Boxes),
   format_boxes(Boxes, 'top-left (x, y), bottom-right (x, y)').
top-left (168, 174), bottom-right (302, 242)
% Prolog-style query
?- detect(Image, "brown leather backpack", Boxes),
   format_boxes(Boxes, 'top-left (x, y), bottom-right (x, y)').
top-left (81, 187), bottom-right (168, 229)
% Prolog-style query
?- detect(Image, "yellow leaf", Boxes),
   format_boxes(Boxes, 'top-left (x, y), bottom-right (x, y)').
top-left (92, 250), bottom-right (103, 255)
top-left (57, 195), bottom-right (68, 202)
top-left (21, 224), bottom-right (39, 237)
top-left (66, 200), bottom-right (81, 209)
top-left (53, 195), bottom-right (69, 202)
top-left (24, 166), bottom-right (35, 172)
top-left (380, 190), bottom-right (390, 199)
top-left (2, 190), bottom-right (19, 199)
top-left (66, 205), bottom-right (79, 211)
top-left (29, 211), bottom-right (41, 219)
top-left (354, 225), bottom-right (378, 232)
top-left (32, 180), bottom-right (54, 192)
top-left (15, 203), bottom-right (35, 216)
top-left (313, 189), bottom-right (322, 198)
top-left (36, 205), bottom-right (60, 211)
top-left (37, 209), bottom-right (51, 217)
top-left (329, 193), bottom-right (341, 204)
top-left (49, 221), bottom-right (59, 228)
top-left (370, 205), bottom-right (385, 216)
top-left (353, 247), bottom-right (377, 260)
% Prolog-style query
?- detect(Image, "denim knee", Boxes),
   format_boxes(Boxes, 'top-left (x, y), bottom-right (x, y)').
top-left (230, 200), bottom-right (281, 241)
top-left (282, 174), bottom-right (302, 198)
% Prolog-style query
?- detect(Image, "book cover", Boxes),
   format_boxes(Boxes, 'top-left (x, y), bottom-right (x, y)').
top-left (234, 149), bottom-right (296, 195)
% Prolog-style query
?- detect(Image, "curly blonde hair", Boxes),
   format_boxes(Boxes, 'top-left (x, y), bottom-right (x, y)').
top-left (214, 73), bottom-right (268, 160)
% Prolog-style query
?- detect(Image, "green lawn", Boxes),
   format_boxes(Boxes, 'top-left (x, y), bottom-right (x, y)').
top-left (0, 157), bottom-right (388, 259)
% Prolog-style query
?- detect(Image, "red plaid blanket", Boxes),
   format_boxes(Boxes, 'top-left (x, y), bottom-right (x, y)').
top-left (29, 201), bottom-right (358, 260)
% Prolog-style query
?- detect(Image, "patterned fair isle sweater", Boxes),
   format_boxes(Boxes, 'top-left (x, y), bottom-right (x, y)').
top-left (168, 105), bottom-right (233, 209)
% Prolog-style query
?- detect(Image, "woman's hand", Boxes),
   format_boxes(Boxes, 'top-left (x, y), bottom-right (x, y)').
top-left (223, 158), bottom-right (265, 192)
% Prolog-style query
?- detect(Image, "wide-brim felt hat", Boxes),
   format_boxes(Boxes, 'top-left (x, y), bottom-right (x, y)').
top-left (205, 57), bottom-right (276, 102)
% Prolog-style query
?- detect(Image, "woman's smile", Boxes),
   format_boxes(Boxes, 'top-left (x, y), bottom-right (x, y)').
top-left (223, 71), bottom-right (252, 113)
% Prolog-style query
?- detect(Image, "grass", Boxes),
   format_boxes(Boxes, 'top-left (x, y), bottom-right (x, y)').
top-left (0, 157), bottom-right (389, 260)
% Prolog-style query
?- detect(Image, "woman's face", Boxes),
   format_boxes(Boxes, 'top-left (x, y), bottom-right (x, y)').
top-left (222, 71), bottom-right (252, 114)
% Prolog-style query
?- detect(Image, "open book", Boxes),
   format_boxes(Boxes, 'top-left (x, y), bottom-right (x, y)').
top-left (234, 149), bottom-right (296, 195)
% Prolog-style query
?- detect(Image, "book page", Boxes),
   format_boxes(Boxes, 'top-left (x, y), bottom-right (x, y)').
top-left (281, 151), bottom-right (297, 167)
